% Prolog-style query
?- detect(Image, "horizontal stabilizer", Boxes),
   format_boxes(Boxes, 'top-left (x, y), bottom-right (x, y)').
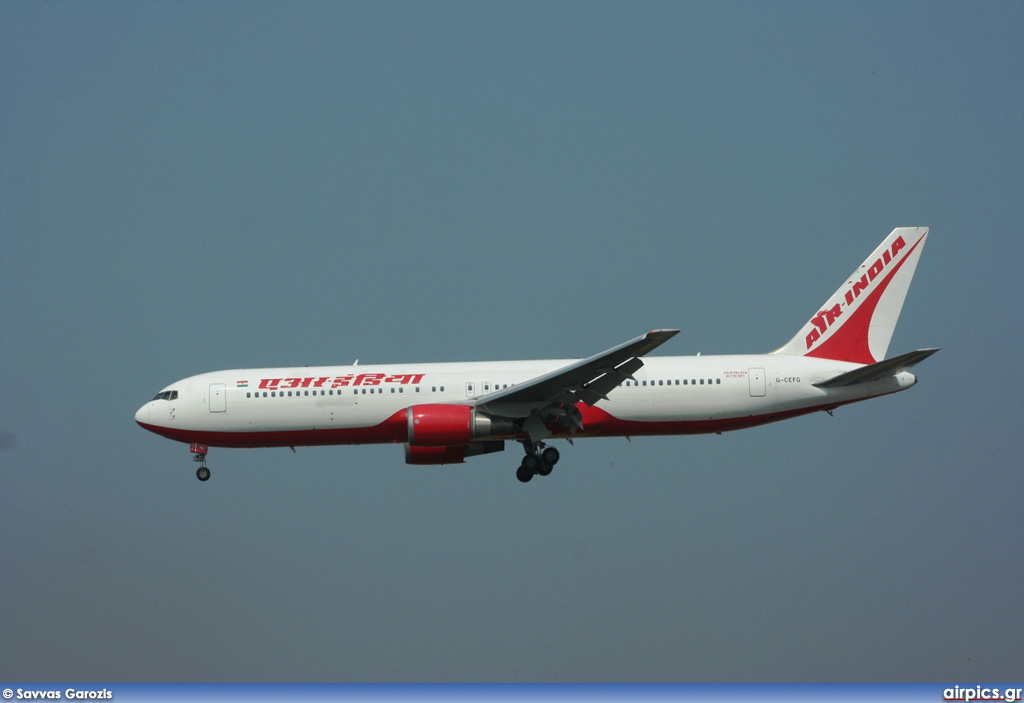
top-left (814, 348), bottom-right (940, 388)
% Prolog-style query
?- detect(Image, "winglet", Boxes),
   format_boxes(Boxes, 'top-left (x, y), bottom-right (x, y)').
top-left (772, 227), bottom-right (929, 363)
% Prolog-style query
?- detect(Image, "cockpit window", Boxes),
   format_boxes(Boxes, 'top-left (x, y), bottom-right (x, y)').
top-left (152, 390), bottom-right (178, 401)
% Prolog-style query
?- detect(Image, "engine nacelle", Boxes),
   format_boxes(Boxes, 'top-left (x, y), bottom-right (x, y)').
top-left (406, 404), bottom-right (514, 446)
top-left (404, 441), bottom-right (505, 465)
top-left (407, 404), bottom-right (473, 446)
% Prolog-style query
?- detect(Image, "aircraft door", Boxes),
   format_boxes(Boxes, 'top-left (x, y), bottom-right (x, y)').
top-left (209, 383), bottom-right (227, 412)
top-left (748, 368), bottom-right (766, 397)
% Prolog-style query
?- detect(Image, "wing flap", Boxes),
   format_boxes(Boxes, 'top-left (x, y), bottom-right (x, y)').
top-left (576, 356), bottom-right (645, 405)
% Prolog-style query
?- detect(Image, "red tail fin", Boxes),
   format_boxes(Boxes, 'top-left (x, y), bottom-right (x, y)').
top-left (772, 227), bottom-right (929, 363)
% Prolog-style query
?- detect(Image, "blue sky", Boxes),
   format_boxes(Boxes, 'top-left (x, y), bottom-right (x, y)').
top-left (2, 0), bottom-right (1022, 682)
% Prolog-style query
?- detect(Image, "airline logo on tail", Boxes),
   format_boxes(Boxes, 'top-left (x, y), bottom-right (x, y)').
top-left (774, 227), bottom-right (929, 365)
top-left (805, 235), bottom-right (907, 349)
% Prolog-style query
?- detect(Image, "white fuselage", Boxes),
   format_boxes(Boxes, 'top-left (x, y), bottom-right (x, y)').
top-left (134, 353), bottom-right (917, 449)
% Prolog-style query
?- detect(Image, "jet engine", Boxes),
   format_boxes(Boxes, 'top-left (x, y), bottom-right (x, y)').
top-left (406, 404), bottom-right (514, 446)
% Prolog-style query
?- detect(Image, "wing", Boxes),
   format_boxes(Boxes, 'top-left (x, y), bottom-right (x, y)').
top-left (472, 329), bottom-right (679, 438)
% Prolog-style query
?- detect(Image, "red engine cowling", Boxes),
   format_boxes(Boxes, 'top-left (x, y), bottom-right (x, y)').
top-left (407, 404), bottom-right (474, 446)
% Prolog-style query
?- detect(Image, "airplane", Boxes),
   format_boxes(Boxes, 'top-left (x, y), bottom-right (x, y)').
top-left (136, 227), bottom-right (937, 483)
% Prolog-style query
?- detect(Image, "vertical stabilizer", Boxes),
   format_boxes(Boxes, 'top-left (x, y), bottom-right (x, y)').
top-left (771, 227), bottom-right (929, 363)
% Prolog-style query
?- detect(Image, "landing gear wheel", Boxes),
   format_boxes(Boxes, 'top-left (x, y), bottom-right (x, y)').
top-left (541, 446), bottom-right (560, 466)
top-left (517, 440), bottom-right (562, 482)
top-left (191, 444), bottom-right (211, 482)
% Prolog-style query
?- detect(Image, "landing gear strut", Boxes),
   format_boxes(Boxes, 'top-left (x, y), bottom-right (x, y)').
top-left (516, 442), bottom-right (560, 483)
top-left (191, 442), bottom-right (210, 481)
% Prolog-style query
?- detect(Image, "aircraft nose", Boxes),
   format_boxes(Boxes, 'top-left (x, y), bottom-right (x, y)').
top-left (135, 403), bottom-right (150, 425)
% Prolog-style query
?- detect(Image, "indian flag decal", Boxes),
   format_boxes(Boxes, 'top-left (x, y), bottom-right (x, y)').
top-left (237, 381), bottom-right (249, 388)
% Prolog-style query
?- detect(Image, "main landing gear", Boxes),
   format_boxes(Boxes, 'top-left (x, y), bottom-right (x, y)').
top-left (191, 442), bottom-right (211, 481)
top-left (516, 442), bottom-right (560, 483)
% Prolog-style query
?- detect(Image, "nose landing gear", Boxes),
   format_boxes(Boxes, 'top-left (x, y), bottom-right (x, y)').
top-left (191, 442), bottom-right (211, 481)
top-left (516, 442), bottom-right (560, 483)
